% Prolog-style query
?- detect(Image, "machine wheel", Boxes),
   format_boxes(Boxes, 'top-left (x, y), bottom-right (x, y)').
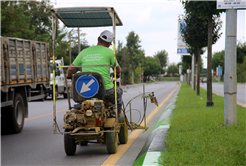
top-left (118, 115), bottom-right (128, 144)
top-left (64, 129), bottom-right (76, 155)
top-left (106, 131), bottom-right (118, 154)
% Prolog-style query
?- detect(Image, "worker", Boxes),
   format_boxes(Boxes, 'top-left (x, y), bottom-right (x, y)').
top-left (66, 30), bottom-right (123, 117)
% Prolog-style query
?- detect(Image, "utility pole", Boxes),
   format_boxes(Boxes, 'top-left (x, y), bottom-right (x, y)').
top-left (224, 9), bottom-right (237, 125)
top-left (191, 55), bottom-right (195, 90)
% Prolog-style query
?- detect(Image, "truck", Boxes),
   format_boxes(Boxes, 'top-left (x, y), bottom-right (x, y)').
top-left (1, 36), bottom-right (50, 134)
top-left (45, 57), bottom-right (70, 99)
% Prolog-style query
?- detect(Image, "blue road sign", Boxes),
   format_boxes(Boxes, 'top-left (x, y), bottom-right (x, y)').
top-left (217, 67), bottom-right (222, 76)
top-left (75, 75), bottom-right (99, 98)
top-left (177, 48), bottom-right (189, 54)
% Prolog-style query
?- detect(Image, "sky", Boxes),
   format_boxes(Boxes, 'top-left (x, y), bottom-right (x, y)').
top-left (52, 0), bottom-right (245, 69)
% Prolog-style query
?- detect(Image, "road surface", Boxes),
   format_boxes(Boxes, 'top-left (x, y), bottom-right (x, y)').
top-left (1, 81), bottom-right (179, 166)
top-left (200, 82), bottom-right (245, 106)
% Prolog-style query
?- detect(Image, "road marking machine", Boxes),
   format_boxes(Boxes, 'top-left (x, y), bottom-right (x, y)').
top-left (51, 7), bottom-right (158, 155)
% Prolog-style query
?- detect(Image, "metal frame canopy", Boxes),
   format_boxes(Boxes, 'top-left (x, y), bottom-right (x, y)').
top-left (51, 7), bottom-right (123, 28)
top-left (50, 7), bottom-right (123, 134)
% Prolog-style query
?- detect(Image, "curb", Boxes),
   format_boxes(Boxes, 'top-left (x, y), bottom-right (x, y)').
top-left (133, 83), bottom-right (181, 166)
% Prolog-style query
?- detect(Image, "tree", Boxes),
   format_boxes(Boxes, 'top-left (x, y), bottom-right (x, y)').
top-left (19, 0), bottom-right (53, 42)
top-left (181, 56), bottom-right (191, 75)
top-left (124, 31), bottom-right (145, 84)
top-left (67, 31), bottom-right (90, 65)
top-left (181, 10), bottom-right (222, 96)
top-left (1, 1), bottom-right (34, 39)
top-left (212, 50), bottom-right (225, 74)
top-left (154, 50), bottom-right (169, 73)
top-left (182, 1), bottom-right (225, 106)
top-left (237, 42), bottom-right (246, 83)
top-left (167, 63), bottom-right (179, 76)
top-left (1, 1), bottom-right (54, 41)
top-left (143, 56), bottom-right (161, 81)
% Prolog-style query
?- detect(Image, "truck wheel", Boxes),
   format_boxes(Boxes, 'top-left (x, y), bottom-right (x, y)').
top-left (106, 132), bottom-right (118, 154)
top-left (63, 93), bottom-right (67, 99)
top-left (64, 129), bottom-right (76, 155)
top-left (8, 93), bottom-right (25, 134)
top-left (118, 115), bottom-right (128, 144)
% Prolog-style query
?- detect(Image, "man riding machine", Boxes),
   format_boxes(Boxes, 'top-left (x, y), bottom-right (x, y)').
top-left (51, 7), bottom-right (158, 156)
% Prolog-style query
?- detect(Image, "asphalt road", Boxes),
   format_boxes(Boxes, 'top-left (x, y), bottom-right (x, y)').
top-left (1, 81), bottom-right (179, 166)
top-left (200, 82), bottom-right (245, 105)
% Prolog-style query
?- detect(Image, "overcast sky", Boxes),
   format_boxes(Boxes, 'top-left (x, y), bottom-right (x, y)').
top-left (52, 0), bottom-right (245, 68)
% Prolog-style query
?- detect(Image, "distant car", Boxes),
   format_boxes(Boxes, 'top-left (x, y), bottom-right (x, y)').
top-left (149, 76), bottom-right (155, 81)
top-left (201, 78), bottom-right (207, 83)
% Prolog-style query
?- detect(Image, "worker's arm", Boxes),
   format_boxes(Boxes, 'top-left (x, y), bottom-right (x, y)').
top-left (116, 65), bottom-right (121, 78)
top-left (66, 64), bottom-right (77, 79)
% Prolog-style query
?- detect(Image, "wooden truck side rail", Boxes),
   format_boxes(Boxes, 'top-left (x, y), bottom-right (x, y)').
top-left (1, 36), bottom-right (50, 134)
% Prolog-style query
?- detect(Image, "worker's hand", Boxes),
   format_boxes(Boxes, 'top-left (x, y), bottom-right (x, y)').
top-left (116, 73), bottom-right (121, 78)
top-left (66, 74), bottom-right (72, 79)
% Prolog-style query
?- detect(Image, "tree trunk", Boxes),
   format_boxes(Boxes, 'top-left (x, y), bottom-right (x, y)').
top-left (207, 13), bottom-right (214, 106)
top-left (197, 49), bottom-right (201, 95)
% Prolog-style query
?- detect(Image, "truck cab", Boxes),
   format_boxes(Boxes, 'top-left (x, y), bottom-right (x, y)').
top-left (46, 57), bottom-right (69, 99)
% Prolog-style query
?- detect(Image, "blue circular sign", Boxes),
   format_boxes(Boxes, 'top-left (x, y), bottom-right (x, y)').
top-left (75, 75), bottom-right (99, 98)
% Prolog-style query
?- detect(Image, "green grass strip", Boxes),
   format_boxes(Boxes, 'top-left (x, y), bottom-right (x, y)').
top-left (133, 152), bottom-right (147, 166)
top-left (159, 82), bottom-right (246, 166)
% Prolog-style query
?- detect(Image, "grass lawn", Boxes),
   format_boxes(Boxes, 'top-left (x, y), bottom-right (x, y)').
top-left (159, 82), bottom-right (246, 165)
top-left (158, 77), bottom-right (180, 81)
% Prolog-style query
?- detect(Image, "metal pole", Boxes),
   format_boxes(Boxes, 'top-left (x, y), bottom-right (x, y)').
top-left (52, 13), bottom-right (58, 134)
top-left (143, 84), bottom-right (146, 130)
top-left (69, 31), bottom-right (71, 64)
top-left (224, 9), bottom-right (237, 125)
top-left (78, 28), bottom-right (80, 54)
top-left (191, 55), bottom-right (194, 89)
top-left (112, 11), bottom-right (118, 121)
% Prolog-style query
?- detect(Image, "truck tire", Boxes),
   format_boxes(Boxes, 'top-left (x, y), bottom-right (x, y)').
top-left (2, 93), bottom-right (25, 134)
top-left (63, 93), bottom-right (67, 99)
top-left (64, 129), bottom-right (76, 155)
top-left (118, 115), bottom-right (128, 144)
top-left (106, 132), bottom-right (118, 154)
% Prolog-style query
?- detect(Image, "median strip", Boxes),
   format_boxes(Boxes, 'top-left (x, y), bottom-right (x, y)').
top-left (102, 83), bottom-right (180, 166)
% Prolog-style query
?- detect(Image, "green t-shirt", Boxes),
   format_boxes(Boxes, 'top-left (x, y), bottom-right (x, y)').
top-left (73, 45), bottom-right (119, 90)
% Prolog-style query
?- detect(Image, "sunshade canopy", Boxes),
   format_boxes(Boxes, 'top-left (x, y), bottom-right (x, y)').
top-left (51, 7), bottom-right (123, 28)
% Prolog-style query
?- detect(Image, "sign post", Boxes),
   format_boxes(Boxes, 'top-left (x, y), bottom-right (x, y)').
top-left (217, 0), bottom-right (245, 125)
top-left (177, 19), bottom-right (190, 55)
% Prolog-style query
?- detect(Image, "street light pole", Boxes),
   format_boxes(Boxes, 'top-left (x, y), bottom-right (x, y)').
top-left (224, 9), bottom-right (237, 125)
